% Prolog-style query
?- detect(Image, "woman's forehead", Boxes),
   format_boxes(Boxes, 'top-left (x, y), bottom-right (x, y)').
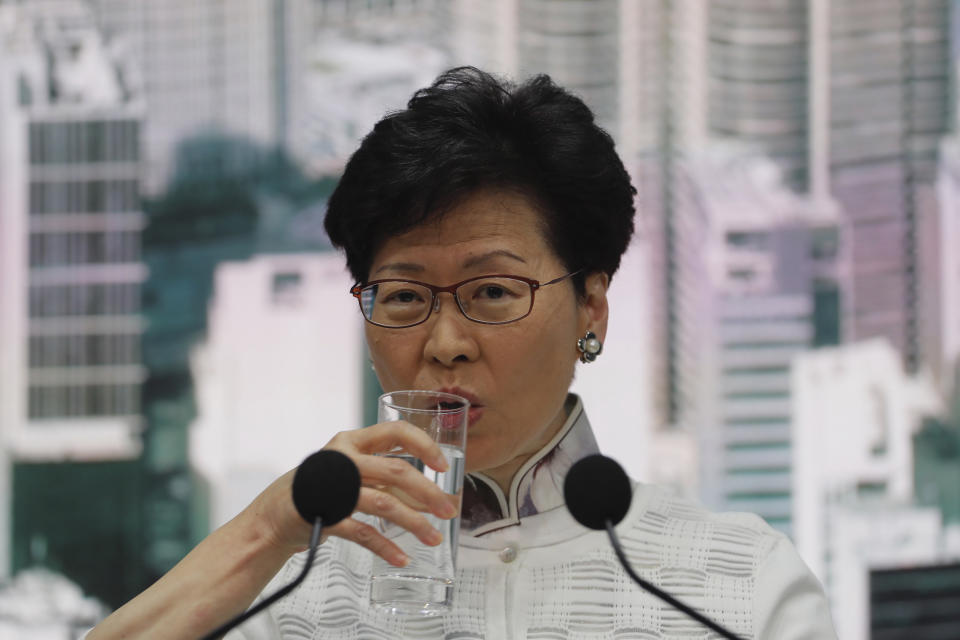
top-left (371, 191), bottom-right (555, 270)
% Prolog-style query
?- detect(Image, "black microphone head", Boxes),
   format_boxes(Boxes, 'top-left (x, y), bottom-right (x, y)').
top-left (292, 450), bottom-right (361, 526)
top-left (564, 454), bottom-right (632, 530)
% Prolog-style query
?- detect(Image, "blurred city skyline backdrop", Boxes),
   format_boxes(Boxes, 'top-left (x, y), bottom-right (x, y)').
top-left (1, 0), bottom-right (960, 637)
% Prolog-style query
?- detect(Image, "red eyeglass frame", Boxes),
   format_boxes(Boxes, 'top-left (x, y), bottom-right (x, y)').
top-left (349, 271), bottom-right (580, 328)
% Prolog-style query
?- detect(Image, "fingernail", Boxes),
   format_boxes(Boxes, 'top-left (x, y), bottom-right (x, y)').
top-left (393, 552), bottom-right (409, 567)
top-left (433, 453), bottom-right (449, 471)
top-left (441, 501), bottom-right (457, 518)
top-left (427, 529), bottom-right (443, 545)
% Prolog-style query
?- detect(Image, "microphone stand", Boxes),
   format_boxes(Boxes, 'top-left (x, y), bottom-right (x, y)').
top-left (199, 517), bottom-right (324, 640)
top-left (605, 520), bottom-right (746, 640)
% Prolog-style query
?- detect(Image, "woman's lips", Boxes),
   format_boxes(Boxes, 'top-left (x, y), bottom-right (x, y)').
top-left (467, 406), bottom-right (485, 428)
top-left (437, 387), bottom-right (484, 428)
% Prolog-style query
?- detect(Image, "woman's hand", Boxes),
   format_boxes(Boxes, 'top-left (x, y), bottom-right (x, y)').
top-left (88, 420), bottom-right (459, 639)
top-left (256, 420), bottom-right (461, 567)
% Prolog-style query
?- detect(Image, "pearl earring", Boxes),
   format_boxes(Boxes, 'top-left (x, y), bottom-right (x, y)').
top-left (577, 330), bottom-right (603, 363)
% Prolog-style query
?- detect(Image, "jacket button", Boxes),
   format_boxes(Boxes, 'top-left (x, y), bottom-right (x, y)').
top-left (498, 545), bottom-right (517, 563)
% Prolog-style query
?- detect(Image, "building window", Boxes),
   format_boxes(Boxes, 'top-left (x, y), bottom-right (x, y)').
top-left (18, 74), bottom-right (32, 106)
top-left (810, 227), bottom-right (839, 260)
top-left (29, 120), bottom-right (139, 165)
top-left (29, 231), bottom-right (140, 267)
top-left (29, 283), bottom-right (139, 317)
top-left (29, 179), bottom-right (140, 214)
top-left (28, 384), bottom-right (140, 419)
top-left (725, 231), bottom-right (770, 251)
top-left (28, 333), bottom-right (141, 368)
top-left (271, 271), bottom-right (303, 306)
top-left (869, 385), bottom-right (889, 456)
top-left (812, 279), bottom-right (841, 347)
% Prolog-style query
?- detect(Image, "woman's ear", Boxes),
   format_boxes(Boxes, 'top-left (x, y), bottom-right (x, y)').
top-left (579, 271), bottom-right (610, 343)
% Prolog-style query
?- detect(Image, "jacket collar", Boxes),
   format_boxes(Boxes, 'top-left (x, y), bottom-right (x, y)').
top-left (461, 394), bottom-right (599, 537)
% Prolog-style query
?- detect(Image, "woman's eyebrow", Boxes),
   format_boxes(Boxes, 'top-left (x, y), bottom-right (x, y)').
top-left (373, 262), bottom-right (424, 275)
top-left (461, 250), bottom-right (527, 269)
top-left (373, 250), bottom-right (526, 276)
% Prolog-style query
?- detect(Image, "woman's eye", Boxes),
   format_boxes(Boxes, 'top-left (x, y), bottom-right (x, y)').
top-left (383, 289), bottom-right (423, 304)
top-left (478, 286), bottom-right (506, 299)
top-left (471, 281), bottom-right (522, 300)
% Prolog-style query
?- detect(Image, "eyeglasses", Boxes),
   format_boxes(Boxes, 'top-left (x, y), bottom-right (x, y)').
top-left (350, 271), bottom-right (580, 328)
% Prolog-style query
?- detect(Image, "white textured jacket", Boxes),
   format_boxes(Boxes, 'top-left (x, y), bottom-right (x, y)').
top-left (229, 396), bottom-right (837, 639)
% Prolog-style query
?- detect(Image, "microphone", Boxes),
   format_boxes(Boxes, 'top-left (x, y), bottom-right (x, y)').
top-left (199, 450), bottom-right (361, 640)
top-left (291, 449), bottom-right (361, 525)
top-left (564, 453), bottom-right (632, 529)
top-left (564, 455), bottom-right (745, 640)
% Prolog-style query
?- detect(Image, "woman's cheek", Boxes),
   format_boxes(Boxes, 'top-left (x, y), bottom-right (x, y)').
top-left (369, 335), bottom-right (416, 381)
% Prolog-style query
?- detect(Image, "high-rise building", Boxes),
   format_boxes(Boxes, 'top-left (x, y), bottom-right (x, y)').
top-left (190, 253), bottom-right (363, 530)
top-left (0, 1), bottom-right (145, 601)
top-left (827, 0), bottom-right (949, 372)
top-left (701, 0), bottom-right (951, 373)
top-left (445, 0), bottom-right (643, 161)
top-left (89, 0), bottom-right (318, 193)
top-left (80, 0), bottom-right (349, 583)
top-left (292, 34), bottom-right (446, 175)
top-left (832, 505), bottom-right (950, 640)
top-left (676, 150), bottom-right (843, 535)
top-left (640, 2), bottom-right (955, 534)
top-left (92, 0), bottom-right (450, 184)
top-left (936, 136), bottom-right (960, 389)
top-left (707, 0), bottom-right (810, 189)
top-left (792, 339), bottom-right (948, 639)
top-left (639, 1), bottom-right (709, 428)
top-left (314, 0), bottom-right (445, 33)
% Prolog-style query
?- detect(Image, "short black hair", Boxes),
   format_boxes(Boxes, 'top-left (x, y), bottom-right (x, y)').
top-left (324, 66), bottom-right (636, 294)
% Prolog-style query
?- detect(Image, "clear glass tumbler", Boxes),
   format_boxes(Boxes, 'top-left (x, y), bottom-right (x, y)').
top-left (369, 390), bottom-right (469, 616)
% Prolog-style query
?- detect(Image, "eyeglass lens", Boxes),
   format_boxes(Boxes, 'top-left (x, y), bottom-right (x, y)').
top-left (360, 277), bottom-right (533, 327)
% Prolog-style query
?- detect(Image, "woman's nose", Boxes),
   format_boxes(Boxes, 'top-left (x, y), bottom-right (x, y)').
top-left (423, 295), bottom-right (479, 366)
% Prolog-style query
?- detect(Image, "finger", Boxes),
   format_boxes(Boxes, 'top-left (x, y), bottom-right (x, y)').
top-left (364, 485), bottom-right (461, 520)
top-left (354, 453), bottom-right (458, 519)
top-left (350, 421), bottom-right (450, 471)
top-left (360, 483), bottom-right (455, 515)
top-left (324, 423), bottom-right (458, 517)
top-left (325, 517), bottom-right (409, 567)
top-left (355, 487), bottom-right (444, 547)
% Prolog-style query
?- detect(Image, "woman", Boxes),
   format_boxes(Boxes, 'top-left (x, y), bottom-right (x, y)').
top-left (89, 67), bottom-right (836, 639)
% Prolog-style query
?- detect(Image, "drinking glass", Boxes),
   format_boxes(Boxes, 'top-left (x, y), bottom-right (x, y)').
top-left (369, 390), bottom-right (468, 615)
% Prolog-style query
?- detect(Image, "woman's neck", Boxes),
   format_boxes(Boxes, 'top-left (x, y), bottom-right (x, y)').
top-left (478, 398), bottom-right (573, 495)
top-left (481, 458), bottom-right (526, 496)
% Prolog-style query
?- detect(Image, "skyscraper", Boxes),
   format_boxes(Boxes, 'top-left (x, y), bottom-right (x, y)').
top-left (707, 0), bottom-right (810, 189)
top-left (636, 1), bottom-right (956, 535)
top-left (190, 253), bottom-right (363, 530)
top-left (676, 150), bottom-right (843, 535)
top-left (704, 0), bottom-right (951, 372)
top-left (792, 339), bottom-right (946, 639)
top-left (89, 0), bottom-right (318, 193)
top-left (0, 1), bottom-right (145, 601)
top-left (936, 136), bottom-right (960, 389)
top-left (446, 0), bottom-right (640, 160)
